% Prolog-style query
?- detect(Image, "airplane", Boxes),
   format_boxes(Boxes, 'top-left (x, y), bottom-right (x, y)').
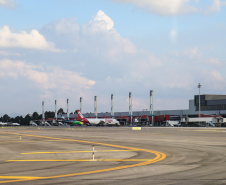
top-left (60, 115), bottom-right (84, 126)
top-left (11, 123), bottom-right (20, 126)
top-left (0, 122), bottom-right (8, 126)
top-left (63, 119), bottom-right (84, 126)
top-left (75, 110), bottom-right (120, 126)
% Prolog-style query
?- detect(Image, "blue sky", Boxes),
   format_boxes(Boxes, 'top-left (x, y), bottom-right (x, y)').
top-left (0, 0), bottom-right (226, 116)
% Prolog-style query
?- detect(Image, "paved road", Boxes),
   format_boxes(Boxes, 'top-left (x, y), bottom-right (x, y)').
top-left (0, 127), bottom-right (226, 184)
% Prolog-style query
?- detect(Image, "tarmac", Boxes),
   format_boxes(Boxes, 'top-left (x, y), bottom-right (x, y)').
top-left (0, 126), bottom-right (226, 185)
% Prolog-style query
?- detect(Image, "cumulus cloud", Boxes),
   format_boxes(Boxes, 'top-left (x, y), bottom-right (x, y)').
top-left (0, 59), bottom-right (95, 90)
top-left (0, 26), bottom-right (60, 51)
top-left (40, 10), bottom-right (225, 109)
top-left (203, 70), bottom-right (226, 90)
top-left (0, 0), bottom-right (15, 8)
top-left (85, 10), bottom-right (137, 54)
top-left (89, 10), bottom-right (114, 31)
top-left (207, 58), bottom-right (222, 66)
top-left (1, 10), bottom-right (224, 113)
top-left (206, 0), bottom-right (225, 13)
top-left (111, 0), bottom-right (226, 15)
top-left (183, 47), bottom-right (202, 59)
top-left (112, 0), bottom-right (198, 15)
top-left (42, 10), bottom-right (137, 56)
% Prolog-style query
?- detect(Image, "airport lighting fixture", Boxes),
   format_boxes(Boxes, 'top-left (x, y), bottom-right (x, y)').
top-left (198, 83), bottom-right (201, 118)
top-left (129, 92), bottom-right (132, 125)
top-left (42, 101), bottom-right (45, 124)
top-left (67, 99), bottom-right (69, 120)
top-left (111, 94), bottom-right (114, 117)
top-left (80, 97), bottom-right (82, 113)
top-left (94, 96), bottom-right (97, 118)
top-left (55, 100), bottom-right (57, 120)
top-left (150, 90), bottom-right (154, 126)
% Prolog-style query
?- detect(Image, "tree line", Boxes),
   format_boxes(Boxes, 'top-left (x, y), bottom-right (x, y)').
top-left (0, 108), bottom-right (69, 125)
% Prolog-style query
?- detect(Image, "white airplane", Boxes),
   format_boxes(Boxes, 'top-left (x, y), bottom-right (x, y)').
top-left (75, 110), bottom-right (120, 126)
top-left (11, 123), bottom-right (20, 126)
top-left (6, 122), bottom-right (20, 126)
top-left (0, 122), bottom-right (8, 126)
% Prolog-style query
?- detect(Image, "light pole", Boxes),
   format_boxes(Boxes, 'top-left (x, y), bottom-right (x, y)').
top-left (198, 83), bottom-right (201, 118)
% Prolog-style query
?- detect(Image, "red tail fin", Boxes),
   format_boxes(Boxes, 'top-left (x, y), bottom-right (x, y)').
top-left (76, 110), bottom-right (89, 123)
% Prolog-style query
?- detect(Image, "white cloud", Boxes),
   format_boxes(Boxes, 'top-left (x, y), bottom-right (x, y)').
top-left (203, 70), bottom-right (226, 90)
top-left (211, 70), bottom-right (224, 82)
top-left (206, 0), bottom-right (221, 13)
top-left (0, 59), bottom-right (95, 90)
top-left (0, 0), bottom-right (15, 8)
top-left (183, 47), bottom-right (202, 58)
top-left (112, 0), bottom-right (198, 15)
top-left (86, 10), bottom-right (137, 54)
top-left (43, 11), bottom-right (225, 99)
top-left (43, 10), bottom-right (137, 56)
top-left (0, 26), bottom-right (60, 52)
top-left (207, 58), bottom-right (222, 66)
top-left (48, 18), bottom-right (80, 35)
top-left (112, 0), bottom-right (226, 15)
top-left (1, 10), bottom-right (225, 114)
top-left (89, 10), bottom-right (114, 31)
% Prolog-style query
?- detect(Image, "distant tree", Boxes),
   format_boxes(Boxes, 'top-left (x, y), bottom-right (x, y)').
top-left (31, 112), bottom-right (39, 120)
top-left (10, 116), bottom-right (23, 124)
top-left (57, 108), bottom-right (65, 115)
top-left (45, 111), bottom-right (55, 119)
top-left (2, 114), bottom-right (10, 122)
top-left (38, 114), bottom-right (42, 119)
top-left (20, 114), bottom-right (31, 125)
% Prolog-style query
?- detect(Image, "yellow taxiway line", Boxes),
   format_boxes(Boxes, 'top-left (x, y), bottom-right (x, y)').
top-left (7, 159), bottom-right (151, 162)
top-left (21, 149), bottom-right (137, 154)
top-left (0, 140), bottom-right (58, 144)
top-left (0, 176), bottom-right (39, 180)
top-left (0, 131), bottom-right (166, 184)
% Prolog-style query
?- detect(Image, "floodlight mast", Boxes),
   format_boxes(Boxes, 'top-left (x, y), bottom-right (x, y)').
top-left (55, 100), bottom-right (57, 120)
top-left (94, 96), bottom-right (97, 118)
top-left (129, 92), bottom-right (132, 125)
top-left (42, 101), bottom-right (45, 124)
top-left (67, 99), bottom-right (69, 120)
top-left (80, 97), bottom-right (82, 113)
top-left (198, 83), bottom-right (201, 118)
top-left (111, 94), bottom-right (114, 117)
top-left (150, 90), bottom-right (154, 126)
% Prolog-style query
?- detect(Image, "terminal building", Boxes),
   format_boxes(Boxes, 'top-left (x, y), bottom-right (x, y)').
top-left (42, 94), bottom-right (226, 127)
top-left (81, 94), bottom-right (226, 127)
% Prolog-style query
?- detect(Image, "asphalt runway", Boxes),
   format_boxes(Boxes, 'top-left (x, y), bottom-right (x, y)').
top-left (0, 127), bottom-right (226, 185)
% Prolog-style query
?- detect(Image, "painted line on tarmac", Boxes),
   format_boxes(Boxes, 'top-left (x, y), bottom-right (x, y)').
top-left (0, 140), bottom-right (59, 144)
top-left (7, 159), bottom-right (152, 162)
top-left (0, 131), bottom-right (166, 184)
top-left (21, 149), bottom-right (137, 154)
top-left (0, 176), bottom-right (39, 180)
top-left (194, 129), bottom-right (226, 132)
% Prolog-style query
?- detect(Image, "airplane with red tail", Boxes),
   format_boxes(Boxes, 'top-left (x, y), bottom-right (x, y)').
top-left (75, 110), bottom-right (120, 126)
